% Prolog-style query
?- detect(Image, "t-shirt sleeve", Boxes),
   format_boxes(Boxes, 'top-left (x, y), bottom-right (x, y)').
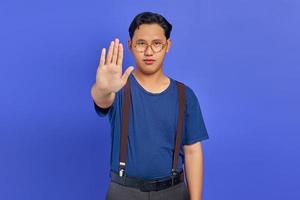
top-left (93, 91), bottom-right (119, 118)
top-left (182, 86), bottom-right (209, 145)
top-left (93, 100), bottom-right (112, 117)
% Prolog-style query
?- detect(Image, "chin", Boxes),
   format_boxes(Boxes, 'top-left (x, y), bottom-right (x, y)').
top-left (140, 65), bottom-right (161, 75)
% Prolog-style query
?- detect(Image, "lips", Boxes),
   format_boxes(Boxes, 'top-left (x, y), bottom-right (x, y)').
top-left (143, 59), bottom-right (155, 65)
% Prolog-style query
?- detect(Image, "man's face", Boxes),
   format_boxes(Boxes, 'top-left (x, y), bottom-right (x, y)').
top-left (128, 23), bottom-right (172, 75)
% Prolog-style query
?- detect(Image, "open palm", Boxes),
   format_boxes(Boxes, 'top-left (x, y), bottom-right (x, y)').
top-left (96, 38), bottom-right (134, 93)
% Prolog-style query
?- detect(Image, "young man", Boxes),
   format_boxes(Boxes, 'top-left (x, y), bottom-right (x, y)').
top-left (91, 12), bottom-right (209, 200)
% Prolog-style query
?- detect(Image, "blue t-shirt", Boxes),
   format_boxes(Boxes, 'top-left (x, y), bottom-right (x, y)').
top-left (93, 73), bottom-right (209, 180)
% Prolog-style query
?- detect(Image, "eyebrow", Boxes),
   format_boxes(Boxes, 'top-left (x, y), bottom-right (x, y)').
top-left (136, 39), bottom-right (164, 42)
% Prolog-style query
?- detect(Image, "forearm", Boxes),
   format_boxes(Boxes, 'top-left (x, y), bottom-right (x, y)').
top-left (184, 142), bottom-right (204, 200)
top-left (91, 83), bottom-right (115, 108)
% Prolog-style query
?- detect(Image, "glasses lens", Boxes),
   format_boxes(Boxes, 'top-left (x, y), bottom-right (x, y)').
top-left (135, 41), bottom-right (147, 52)
top-left (151, 42), bottom-right (163, 52)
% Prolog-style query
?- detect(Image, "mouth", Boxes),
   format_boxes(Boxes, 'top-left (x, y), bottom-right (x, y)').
top-left (143, 59), bottom-right (155, 65)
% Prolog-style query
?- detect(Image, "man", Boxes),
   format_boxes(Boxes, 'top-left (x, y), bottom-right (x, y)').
top-left (91, 12), bottom-right (209, 200)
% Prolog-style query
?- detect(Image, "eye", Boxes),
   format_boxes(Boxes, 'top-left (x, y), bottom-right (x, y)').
top-left (153, 41), bottom-right (162, 46)
top-left (137, 41), bottom-right (146, 45)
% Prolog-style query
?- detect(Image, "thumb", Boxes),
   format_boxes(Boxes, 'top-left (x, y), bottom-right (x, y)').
top-left (121, 66), bottom-right (134, 86)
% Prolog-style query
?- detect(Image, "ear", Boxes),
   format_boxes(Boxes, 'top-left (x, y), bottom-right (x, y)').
top-left (166, 39), bottom-right (172, 53)
top-left (128, 39), bottom-right (132, 51)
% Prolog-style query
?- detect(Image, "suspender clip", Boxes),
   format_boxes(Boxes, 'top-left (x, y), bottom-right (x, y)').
top-left (119, 162), bottom-right (126, 177)
top-left (171, 169), bottom-right (178, 186)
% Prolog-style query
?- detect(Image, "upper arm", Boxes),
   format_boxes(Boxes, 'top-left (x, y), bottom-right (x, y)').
top-left (183, 141), bottom-right (202, 155)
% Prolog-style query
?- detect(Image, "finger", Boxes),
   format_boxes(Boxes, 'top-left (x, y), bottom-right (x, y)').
top-left (99, 48), bottom-right (106, 67)
top-left (117, 43), bottom-right (123, 66)
top-left (121, 66), bottom-right (134, 85)
top-left (112, 38), bottom-right (119, 64)
top-left (105, 41), bottom-right (114, 65)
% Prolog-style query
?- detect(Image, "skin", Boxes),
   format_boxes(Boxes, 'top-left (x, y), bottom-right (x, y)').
top-left (91, 23), bottom-right (204, 200)
top-left (184, 141), bottom-right (204, 200)
top-left (128, 23), bottom-right (172, 93)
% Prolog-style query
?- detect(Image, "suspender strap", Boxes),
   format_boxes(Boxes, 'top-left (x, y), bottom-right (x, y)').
top-left (172, 81), bottom-right (185, 175)
top-left (119, 80), bottom-right (185, 177)
top-left (119, 80), bottom-right (131, 177)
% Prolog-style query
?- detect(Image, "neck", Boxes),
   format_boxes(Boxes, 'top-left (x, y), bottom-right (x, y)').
top-left (132, 67), bottom-right (170, 92)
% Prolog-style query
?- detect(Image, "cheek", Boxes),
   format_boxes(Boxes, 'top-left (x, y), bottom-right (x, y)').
top-left (132, 52), bottom-right (142, 61)
top-left (156, 53), bottom-right (167, 62)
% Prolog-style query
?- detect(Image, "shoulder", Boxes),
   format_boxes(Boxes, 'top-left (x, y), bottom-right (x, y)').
top-left (173, 79), bottom-right (199, 105)
top-left (184, 84), bottom-right (197, 100)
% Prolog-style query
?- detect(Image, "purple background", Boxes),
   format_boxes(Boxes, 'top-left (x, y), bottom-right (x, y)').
top-left (1, 0), bottom-right (299, 199)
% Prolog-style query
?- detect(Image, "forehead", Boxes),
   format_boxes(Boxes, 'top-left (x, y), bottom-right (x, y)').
top-left (132, 23), bottom-right (165, 41)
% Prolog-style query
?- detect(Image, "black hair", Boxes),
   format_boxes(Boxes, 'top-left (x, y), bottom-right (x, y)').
top-left (128, 12), bottom-right (172, 40)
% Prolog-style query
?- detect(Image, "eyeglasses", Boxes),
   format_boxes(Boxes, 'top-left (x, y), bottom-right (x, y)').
top-left (133, 40), bottom-right (167, 53)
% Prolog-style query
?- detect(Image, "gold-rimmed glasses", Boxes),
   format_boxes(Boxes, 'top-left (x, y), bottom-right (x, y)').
top-left (133, 39), bottom-right (167, 53)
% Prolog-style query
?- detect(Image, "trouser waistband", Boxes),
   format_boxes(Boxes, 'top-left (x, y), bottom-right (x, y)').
top-left (110, 170), bottom-right (184, 192)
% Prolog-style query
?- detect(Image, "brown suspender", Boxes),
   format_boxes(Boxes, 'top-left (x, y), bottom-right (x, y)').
top-left (172, 81), bottom-right (185, 176)
top-left (119, 79), bottom-right (131, 177)
top-left (119, 79), bottom-right (185, 178)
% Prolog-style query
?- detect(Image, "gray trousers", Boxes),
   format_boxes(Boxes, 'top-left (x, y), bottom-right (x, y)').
top-left (105, 181), bottom-right (190, 200)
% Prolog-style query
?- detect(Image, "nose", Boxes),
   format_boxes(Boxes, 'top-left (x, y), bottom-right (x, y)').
top-left (144, 45), bottom-right (153, 56)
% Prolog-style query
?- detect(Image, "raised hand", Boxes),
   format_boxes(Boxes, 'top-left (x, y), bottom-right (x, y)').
top-left (95, 38), bottom-right (134, 93)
